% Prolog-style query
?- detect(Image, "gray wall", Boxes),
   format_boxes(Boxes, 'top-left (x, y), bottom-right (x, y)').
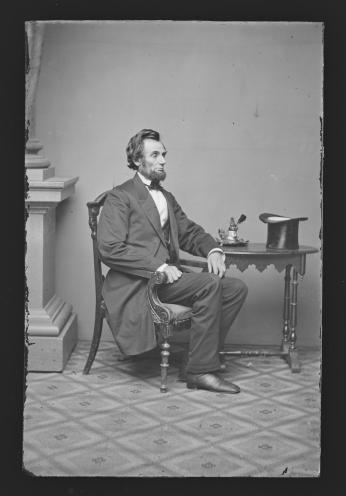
top-left (36, 21), bottom-right (323, 347)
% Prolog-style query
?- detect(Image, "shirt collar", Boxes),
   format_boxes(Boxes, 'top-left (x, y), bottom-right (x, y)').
top-left (137, 171), bottom-right (152, 187)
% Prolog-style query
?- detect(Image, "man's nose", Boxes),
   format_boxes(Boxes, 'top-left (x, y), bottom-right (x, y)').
top-left (159, 156), bottom-right (166, 165)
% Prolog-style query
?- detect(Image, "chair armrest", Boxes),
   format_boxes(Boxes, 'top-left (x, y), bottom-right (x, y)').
top-left (147, 257), bottom-right (209, 325)
top-left (147, 271), bottom-right (174, 324)
top-left (180, 258), bottom-right (208, 271)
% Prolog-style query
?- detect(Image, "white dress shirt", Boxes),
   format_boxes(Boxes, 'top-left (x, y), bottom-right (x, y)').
top-left (137, 172), bottom-right (224, 271)
top-left (137, 172), bottom-right (168, 227)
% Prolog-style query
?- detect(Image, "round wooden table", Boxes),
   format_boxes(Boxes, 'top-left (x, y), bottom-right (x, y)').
top-left (181, 243), bottom-right (319, 372)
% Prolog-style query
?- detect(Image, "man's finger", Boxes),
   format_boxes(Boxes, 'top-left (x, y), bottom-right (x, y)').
top-left (215, 261), bottom-right (224, 278)
top-left (220, 264), bottom-right (226, 278)
top-left (172, 268), bottom-right (181, 279)
top-left (214, 263), bottom-right (219, 275)
top-left (165, 268), bottom-right (173, 283)
top-left (209, 262), bottom-right (214, 274)
top-left (167, 266), bottom-right (182, 283)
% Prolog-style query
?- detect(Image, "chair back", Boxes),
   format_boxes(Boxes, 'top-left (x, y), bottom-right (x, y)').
top-left (87, 191), bottom-right (111, 309)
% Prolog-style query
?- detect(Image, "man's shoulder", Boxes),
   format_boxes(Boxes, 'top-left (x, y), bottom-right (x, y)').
top-left (110, 177), bottom-right (136, 195)
top-left (116, 176), bottom-right (135, 189)
top-left (102, 181), bottom-right (132, 206)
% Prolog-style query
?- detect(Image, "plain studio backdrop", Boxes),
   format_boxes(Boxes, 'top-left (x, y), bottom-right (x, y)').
top-left (35, 21), bottom-right (323, 348)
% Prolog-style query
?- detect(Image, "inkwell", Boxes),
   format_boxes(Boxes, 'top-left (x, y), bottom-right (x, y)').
top-left (218, 214), bottom-right (248, 246)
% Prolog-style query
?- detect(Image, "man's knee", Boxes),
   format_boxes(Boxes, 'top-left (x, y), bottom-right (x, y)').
top-left (200, 273), bottom-right (222, 294)
top-left (222, 277), bottom-right (248, 299)
top-left (236, 278), bottom-right (248, 298)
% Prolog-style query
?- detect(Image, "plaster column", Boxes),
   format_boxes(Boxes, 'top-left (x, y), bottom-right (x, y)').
top-left (25, 142), bottom-right (79, 371)
top-left (25, 21), bottom-right (79, 371)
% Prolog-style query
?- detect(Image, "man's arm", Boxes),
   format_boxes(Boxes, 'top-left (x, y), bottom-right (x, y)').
top-left (169, 193), bottom-right (226, 278)
top-left (170, 193), bottom-right (220, 257)
top-left (97, 188), bottom-right (168, 278)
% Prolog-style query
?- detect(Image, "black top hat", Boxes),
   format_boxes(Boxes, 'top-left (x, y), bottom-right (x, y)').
top-left (259, 213), bottom-right (308, 250)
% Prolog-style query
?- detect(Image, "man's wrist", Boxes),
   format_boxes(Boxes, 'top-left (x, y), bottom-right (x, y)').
top-left (207, 248), bottom-right (226, 261)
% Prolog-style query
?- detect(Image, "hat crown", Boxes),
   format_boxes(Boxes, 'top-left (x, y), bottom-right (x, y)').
top-left (259, 212), bottom-right (308, 250)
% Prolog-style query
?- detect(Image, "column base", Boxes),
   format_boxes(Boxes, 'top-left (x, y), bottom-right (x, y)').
top-left (26, 313), bottom-right (78, 372)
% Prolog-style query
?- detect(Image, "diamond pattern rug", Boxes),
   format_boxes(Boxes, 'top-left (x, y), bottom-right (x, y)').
top-left (23, 341), bottom-right (321, 477)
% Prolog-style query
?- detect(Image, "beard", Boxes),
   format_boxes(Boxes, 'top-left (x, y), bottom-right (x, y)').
top-left (148, 170), bottom-right (166, 182)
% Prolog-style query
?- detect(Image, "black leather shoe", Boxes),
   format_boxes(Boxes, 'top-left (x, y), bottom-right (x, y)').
top-left (178, 361), bottom-right (226, 382)
top-left (186, 373), bottom-right (240, 394)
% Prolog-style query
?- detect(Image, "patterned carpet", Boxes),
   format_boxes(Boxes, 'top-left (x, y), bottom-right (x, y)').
top-left (23, 341), bottom-right (321, 477)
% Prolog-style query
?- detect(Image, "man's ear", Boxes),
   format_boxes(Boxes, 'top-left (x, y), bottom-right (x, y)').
top-left (134, 155), bottom-right (142, 168)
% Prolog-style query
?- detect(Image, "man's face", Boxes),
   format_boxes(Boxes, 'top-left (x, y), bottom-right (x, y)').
top-left (136, 139), bottom-right (167, 182)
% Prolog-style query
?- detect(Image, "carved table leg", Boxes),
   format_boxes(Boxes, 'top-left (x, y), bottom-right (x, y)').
top-left (288, 267), bottom-right (301, 373)
top-left (281, 265), bottom-right (292, 355)
top-left (160, 338), bottom-right (170, 393)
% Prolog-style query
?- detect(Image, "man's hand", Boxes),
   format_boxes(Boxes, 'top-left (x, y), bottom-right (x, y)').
top-left (163, 265), bottom-right (182, 284)
top-left (207, 251), bottom-right (226, 278)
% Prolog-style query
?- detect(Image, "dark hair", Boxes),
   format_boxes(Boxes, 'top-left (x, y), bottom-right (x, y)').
top-left (126, 129), bottom-right (161, 170)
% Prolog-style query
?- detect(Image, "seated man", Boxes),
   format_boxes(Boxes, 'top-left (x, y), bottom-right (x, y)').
top-left (97, 129), bottom-right (248, 393)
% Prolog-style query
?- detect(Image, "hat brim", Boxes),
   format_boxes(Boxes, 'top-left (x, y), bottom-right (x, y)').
top-left (259, 212), bottom-right (308, 224)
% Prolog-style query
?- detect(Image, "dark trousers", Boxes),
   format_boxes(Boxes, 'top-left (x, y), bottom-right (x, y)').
top-left (158, 272), bottom-right (248, 374)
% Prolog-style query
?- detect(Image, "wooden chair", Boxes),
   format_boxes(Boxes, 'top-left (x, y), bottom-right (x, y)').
top-left (83, 191), bottom-right (206, 392)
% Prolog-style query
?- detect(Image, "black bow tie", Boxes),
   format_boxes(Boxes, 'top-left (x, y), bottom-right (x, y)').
top-left (146, 181), bottom-right (162, 191)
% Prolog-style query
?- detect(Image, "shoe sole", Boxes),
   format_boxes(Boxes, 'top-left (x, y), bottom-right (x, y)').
top-left (186, 383), bottom-right (240, 394)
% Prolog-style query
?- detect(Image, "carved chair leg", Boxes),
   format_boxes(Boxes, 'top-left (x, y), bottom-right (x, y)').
top-left (83, 305), bottom-right (104, 374)
top-left (160, 339), bottom-right (170, 393)
top-left (154, 322), bottom-right (173, 392)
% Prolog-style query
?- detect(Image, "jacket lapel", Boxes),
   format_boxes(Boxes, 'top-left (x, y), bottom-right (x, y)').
top-left (163, 191), bottom-right (180, 262)
top-left (130, 174), bottom-right (166, 246)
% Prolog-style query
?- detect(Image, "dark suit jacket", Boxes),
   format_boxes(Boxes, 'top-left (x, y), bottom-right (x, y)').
top-left (97, 173), bottom-right (219, 355)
